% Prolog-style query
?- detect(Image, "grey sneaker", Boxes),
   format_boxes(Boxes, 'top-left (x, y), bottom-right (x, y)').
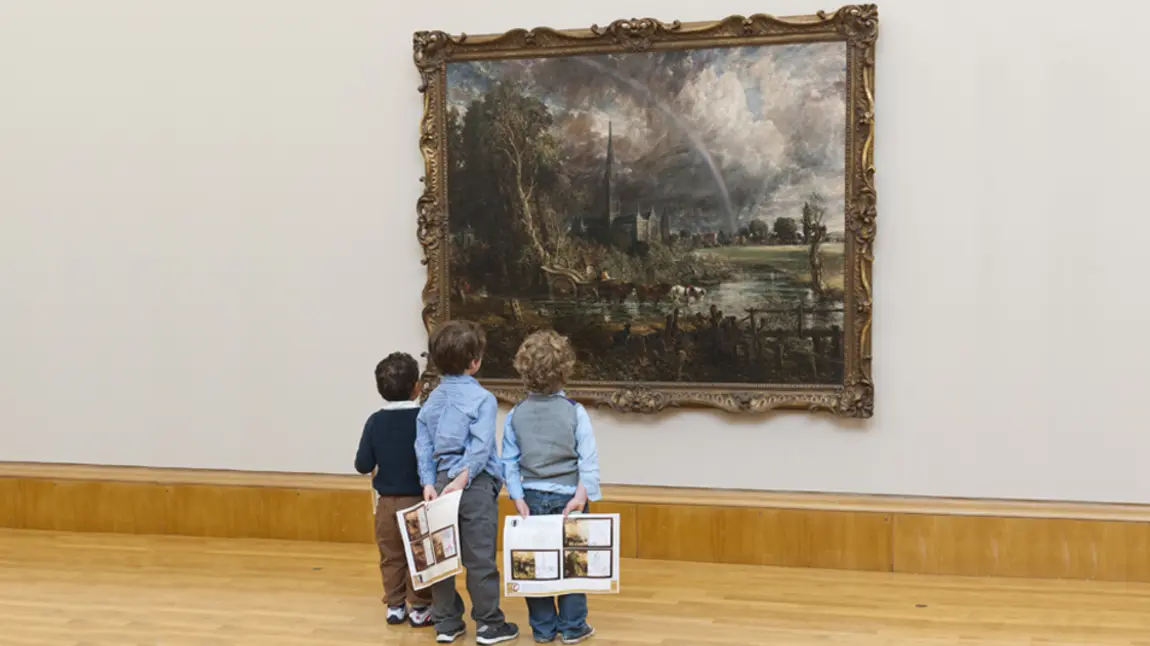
top-left (476, 622), bottom-right (520, 645)
top-left (561, 626), bottom-right (595, 644)
top-left (437, 626), bottom-right (466, 643)
top-left (385, 606), bottom-right (406, 625)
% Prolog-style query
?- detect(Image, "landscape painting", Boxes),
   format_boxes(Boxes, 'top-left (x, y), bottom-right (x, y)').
top-left (414, 7), bottom-right (877, 416)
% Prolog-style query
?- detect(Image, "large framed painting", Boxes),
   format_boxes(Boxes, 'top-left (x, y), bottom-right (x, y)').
top-left (413, 5), bottom-right (877, 417)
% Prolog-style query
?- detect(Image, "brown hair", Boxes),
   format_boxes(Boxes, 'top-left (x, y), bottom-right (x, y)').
top-left (375, 352), bottom-right (420, 401)
top-left (513, 330), bottom-right (576, 394)
top-left (429, 320), bottom-right (486, 376)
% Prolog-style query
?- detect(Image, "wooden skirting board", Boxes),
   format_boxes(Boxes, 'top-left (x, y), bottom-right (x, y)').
top-left (2, 462), bottom-right (1149, 582)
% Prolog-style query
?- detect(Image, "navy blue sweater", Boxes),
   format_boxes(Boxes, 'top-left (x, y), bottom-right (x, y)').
top-left (354, 407), bottom-right (423, 496)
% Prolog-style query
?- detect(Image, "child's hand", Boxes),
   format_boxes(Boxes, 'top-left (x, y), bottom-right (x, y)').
top-left (563, 487), bottom-right (589, 518)
top-left (514, 499), bottom-right (530, 518)
top-left (442, 469), bottom-right (469, 495)
top-left (423, 485), bottom-right (438, 502)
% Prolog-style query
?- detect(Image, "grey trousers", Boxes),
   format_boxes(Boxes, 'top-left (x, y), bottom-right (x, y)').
top-left (431, 471), bottom-right (507, 633)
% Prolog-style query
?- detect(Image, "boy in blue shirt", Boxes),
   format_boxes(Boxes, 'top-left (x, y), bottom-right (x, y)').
top-left (501, 330), bottom-right (600, 645)
top-left (354, 352), bottom-right (433, 628)
top-left (415, 320), bottom-right (520, 645)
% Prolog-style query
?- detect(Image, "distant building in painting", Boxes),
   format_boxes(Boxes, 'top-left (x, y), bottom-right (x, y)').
top-left (611, 204), bottom-right (669, 245)
top-left (578, 122), bottom-right (671, 248)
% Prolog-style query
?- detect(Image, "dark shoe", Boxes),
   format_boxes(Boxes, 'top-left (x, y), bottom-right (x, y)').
top-left (409, 606), bottom-right (433, 628)
top-left (386, 605), bottom-right (406, 625)
top-left (476, 622), bottom-right (520, 645)
top-left (561, 626), bottom-right (594, 644)
top-left (534, 634), bottom-right (556, 644)
top-left (437, 626), bottom-right (467, 643)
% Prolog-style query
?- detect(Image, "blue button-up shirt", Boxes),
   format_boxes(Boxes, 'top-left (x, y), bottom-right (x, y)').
top-left (415, 375), bottom-right (502, 488)
top-left (500, 393), bottom-right (601, 502)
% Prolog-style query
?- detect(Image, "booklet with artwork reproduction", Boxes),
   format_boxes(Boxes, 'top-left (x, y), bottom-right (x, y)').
top-left (502, 513), bottom-right (621, 597)
top-left (395, 491), bottom-right (463, 589)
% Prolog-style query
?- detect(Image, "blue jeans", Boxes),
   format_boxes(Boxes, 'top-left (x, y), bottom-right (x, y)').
top-left (522, 489), bottom-right (590, 640)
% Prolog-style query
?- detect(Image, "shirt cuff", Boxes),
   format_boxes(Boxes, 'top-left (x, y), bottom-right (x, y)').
top-left (506, 480), bottom-right (526, 500)
top-left (585, 484), bottom-right (603, 502)
top-left (448, 464), bottom-right (476, 487)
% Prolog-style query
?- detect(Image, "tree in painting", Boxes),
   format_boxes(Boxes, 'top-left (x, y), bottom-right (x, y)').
top-left (444, 42), bottom-right (848, 386)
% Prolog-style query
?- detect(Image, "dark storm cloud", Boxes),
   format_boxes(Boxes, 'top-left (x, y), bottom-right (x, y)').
top-left (446, 41), bottom-right (847, 230)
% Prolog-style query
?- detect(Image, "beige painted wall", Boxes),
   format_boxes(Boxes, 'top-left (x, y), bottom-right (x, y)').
top-left (2, 0), bottom-right (1148, 502)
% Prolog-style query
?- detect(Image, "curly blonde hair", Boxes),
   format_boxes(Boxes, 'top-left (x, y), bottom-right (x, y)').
top-left (513, 330), bottom-right (576, 394)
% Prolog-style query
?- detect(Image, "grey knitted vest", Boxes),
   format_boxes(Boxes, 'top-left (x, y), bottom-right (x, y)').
top-left (511, 394), bottom-right (579, 487)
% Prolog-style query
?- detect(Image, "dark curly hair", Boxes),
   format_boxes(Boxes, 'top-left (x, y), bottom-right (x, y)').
top-left (375, 352), bottom-right (420, 402)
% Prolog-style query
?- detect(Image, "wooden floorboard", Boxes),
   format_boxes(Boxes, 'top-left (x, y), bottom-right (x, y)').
top-left (2, 529), bottom-right (1150, 645)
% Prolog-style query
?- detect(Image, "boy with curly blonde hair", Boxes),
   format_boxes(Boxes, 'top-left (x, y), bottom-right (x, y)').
top-left (500, 330), bottom-right (600, 645)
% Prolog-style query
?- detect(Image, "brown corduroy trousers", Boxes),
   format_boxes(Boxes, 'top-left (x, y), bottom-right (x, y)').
top-left (374, 494), bottom-right (433, 608)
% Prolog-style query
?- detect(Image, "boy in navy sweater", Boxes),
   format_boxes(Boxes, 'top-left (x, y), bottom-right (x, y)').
top-left (355, 352), bottom-right (433, 628)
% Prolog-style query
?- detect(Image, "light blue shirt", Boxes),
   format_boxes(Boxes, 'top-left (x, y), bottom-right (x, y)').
top-left (501, 393), bottom-right (601, 502)
top-left (415, 374), bottom-right (502, 488)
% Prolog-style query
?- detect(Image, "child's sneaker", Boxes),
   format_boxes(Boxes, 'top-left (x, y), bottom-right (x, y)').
top-left (409, 605), bottom-right (433, 628)
top-left (476, 622), bottom-right (520, 645)
top-left (436, 626), bottom-right (466, 643)
top-left (386, 605), bottom-right (407, 625)
top-left (561, 626), bottom-right (594, 644)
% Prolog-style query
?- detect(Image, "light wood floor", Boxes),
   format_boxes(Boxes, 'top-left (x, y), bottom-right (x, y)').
top-left (2, 530), bottom-right (1149, 645)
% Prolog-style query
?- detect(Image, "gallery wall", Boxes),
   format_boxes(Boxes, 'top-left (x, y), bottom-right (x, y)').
top-left (2, 0), bottom-right (1149, 503)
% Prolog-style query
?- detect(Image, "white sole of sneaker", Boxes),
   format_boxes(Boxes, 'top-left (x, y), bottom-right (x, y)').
top-left (436, 629), bottom-right (466, 643)
top-left (476, 635), bottom-right (520, 645)
top-left (561, 628), bottom-right (595, 644)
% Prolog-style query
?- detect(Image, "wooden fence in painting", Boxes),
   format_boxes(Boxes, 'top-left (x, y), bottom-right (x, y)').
top-left (725, 305), bottom-right (845, 376)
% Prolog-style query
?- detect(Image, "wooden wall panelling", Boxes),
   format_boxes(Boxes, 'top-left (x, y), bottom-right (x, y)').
top-left (892, 513), bottom-right (1150, 583)
top-left (0, 477), bottom-right (19, 528)
top-left (6, 464), bottom-right (1150, 583)
top-left (296, 488), bottom-right (375, 543)
top-left (64, 480), bottom-right (173, 535)
top-left (263, 488), bottom-right (320, 541)
top-left (168, 485), bottom-right (375, 543)
top-left (0, 478), bottom-right (378, 543)
top-left (170, 484), bottom-right (272, 539)
top-left (635, 503), bottom-right (892, 572)
top-left (592, 502), bottom-right (637, 559)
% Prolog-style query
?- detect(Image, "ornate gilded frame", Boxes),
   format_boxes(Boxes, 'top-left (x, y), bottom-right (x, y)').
top-left (413, 5), bottom-right (877, 417)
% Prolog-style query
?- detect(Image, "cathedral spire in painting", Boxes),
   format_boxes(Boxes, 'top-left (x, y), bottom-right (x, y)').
top-left (603, 121), bottom-right (619, 225)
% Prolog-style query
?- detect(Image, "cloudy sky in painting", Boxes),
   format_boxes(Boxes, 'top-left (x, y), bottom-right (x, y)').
top-left (446, 42), bottom-right (847, 232)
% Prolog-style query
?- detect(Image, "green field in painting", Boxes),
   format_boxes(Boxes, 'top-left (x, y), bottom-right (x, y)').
top-left (702, 244), bottom-right (845, 291)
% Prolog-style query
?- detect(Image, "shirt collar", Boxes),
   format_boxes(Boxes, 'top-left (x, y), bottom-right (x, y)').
top-left (527, 390), bottom-right (567, 399)
top-left (380, 400), bottom-right (420, 410)
top-left (441, 374), bottom-right (479, 385)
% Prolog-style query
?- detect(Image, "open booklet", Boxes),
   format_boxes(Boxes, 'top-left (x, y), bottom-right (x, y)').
top-left (396, 491), bottom-right (463, 589)
top-left (502, 513), bottom-right (621, 597)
